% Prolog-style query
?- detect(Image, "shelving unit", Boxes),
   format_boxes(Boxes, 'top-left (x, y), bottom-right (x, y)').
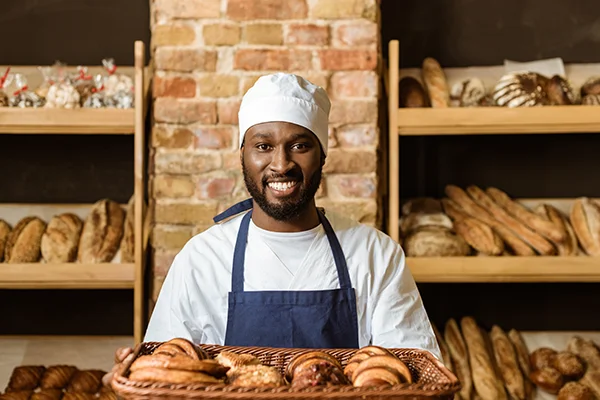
top-left (0, 41), bottom-right (151, 344)
top-left (386, 39), bottom-right (600, 284)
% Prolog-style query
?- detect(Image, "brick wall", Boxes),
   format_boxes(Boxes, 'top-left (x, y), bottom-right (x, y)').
top-left (149, 0), bottom-right (383, 302)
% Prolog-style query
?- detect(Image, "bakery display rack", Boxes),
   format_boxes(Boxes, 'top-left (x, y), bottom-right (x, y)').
top-left (0, 41), bottom-right (151, 344)
top-left (385, 39), bottom-right (600, 283)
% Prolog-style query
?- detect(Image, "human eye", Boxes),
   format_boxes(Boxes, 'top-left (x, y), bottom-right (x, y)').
top-left (255, 143), bottom-right (271, 151)
top-left (292, 142), bottom-right (311, 151)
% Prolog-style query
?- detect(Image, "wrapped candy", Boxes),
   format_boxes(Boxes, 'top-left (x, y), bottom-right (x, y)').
top-left (102, 58), bottom-right (134, 108)
top-left (45, 64), bottom-right (80, 109)
top-left (35, 66), bottom-right (55, 99)
top-left (83, 74), bottom-right (114, 108)
top-left (0, 67), bottom-right (13, 107)
top-left (73, 66), bottom-right (95, 105)
top-left (10, 74), bottom-right (44, 108)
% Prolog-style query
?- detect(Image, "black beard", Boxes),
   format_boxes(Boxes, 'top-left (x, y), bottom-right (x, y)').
top-left (242, 157), bottom-right (322, 222)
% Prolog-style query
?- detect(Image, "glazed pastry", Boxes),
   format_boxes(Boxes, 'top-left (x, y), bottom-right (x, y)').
top-left (6, 366), bottom-right (45, 391)
top-left (493, 72), bottom-right (550, 107)
top-left (546, 75), bottom-right (576, 105)
top-left (40, 365), bottom-right (78, 389)
top-left (399, 76), bottom-right (429, 108)
top-left (450, 78), bottom-right (487, 107)
top-left (227, 365), bottom-right (284, 387)
top-left (65, 369), bottom-right (105, 393)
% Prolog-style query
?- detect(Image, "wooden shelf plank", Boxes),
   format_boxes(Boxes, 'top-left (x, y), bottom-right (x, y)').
top-left (397, 106), bottom-right (600, 135)
top-left (0, 262), bottom-right (135, 289)
top-left (407, 256), bottom-right (600, 283)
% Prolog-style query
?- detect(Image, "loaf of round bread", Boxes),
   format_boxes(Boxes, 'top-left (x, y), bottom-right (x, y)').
top-left (493, 72), bottom-right (550, 107)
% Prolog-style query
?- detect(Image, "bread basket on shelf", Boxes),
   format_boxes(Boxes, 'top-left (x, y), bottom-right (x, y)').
top-left (111, 342), bottom-right (460, 400)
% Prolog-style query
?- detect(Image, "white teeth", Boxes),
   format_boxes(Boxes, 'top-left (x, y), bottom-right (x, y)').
top-left (268, 181), bottom-right (296, 191)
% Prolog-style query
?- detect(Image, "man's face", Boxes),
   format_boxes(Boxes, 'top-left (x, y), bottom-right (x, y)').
top-left (241, 122), bottom-right (324, 221)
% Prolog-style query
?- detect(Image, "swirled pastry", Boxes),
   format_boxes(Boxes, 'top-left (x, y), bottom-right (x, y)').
top-left (493, 72), bottom-right (550, 107)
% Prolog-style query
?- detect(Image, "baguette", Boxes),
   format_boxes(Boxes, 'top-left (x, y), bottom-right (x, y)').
top-left (445, 318), bottom-right (473, 400)
top-left (432, 324), bottom-right (453, 371)
top-left (534, 204), bottom-right (579, 256)
top-left (461, 317), bottom-right (506, 400)
top-left (120, 196), bottom-right (135, 263)
top-left (569, 198), bottom-right (600, 256)
top-left (444, 185), bottom-right (535, 256)
top-left (567, 336), bottom-right (600, 371)
top-left (441, 198), bottom-right (470, 221)
top-left (490, 326), bottom-right (526, 400)
top-left (0, 220), bottom-right (11, 262)
top-left (422, 57), bottom-right (451, 108)
top-left (466, 185), bottom-right (556, 255)
top-left (454, 217), bottom-right (504, 256)
top-left (486, 187), bottom-right (566, 243)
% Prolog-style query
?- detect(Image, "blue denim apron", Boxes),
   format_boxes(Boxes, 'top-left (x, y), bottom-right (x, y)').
top-left (212, 199), bottom-right (359, 349)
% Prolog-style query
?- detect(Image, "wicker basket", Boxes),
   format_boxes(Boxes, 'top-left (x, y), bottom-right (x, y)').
top-left (112, 342), bottom-right (460, 400)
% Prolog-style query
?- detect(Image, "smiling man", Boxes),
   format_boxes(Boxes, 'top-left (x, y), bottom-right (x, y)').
top-left (144, 73), bottom-right (441, 358)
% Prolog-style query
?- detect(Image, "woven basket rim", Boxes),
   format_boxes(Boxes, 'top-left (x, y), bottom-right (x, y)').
top-left (111, 342), bottom-right (461, 399)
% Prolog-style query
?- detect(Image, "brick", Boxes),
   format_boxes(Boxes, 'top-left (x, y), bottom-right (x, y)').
top-left (196, 176), bottom-right (237, 199)
top-left (198, 74), bottom-right (239, 97)
top-left (241, 75), bottom-right (261, 93)
top-left (156, 0), bottom-right (220, 19)
top-left (154, 151), bottom-right (221, 174)
top-left (330, 71), bottom-right (378, 98)
top-left (193, 126), bottom-right (234, 150)
top-left (328, 126), bottom-right (338, 148)
top-left (151, 126), bottom-right (194, 149)
top-left (152, 224), bottom-right (195, 250)
top-left (153, 76), bottom-right (196, 98)
top-left (222, 151), bottom-right (242, 170)
top-left (310, 0), bottom-right (377, 20)
top-left (234, 49), bottom-right (312, 71)
top-left (315, 176), bottom-right (327, 198)
top-left (318, 49), bottom-right (377, 71)
top-left (217, 99), bottom-right (241, 124)
top-left (155, 201), bottom-right (219, 225)
top-left (327, 174), bottom-right (376, 199)
top-left (203, 23), bottom-right (241, 46)
top-left (245, 24), bottom-right (283, 45)
top-left (155, 48), bottom-right (217, 72)
top-left (323, 149), bottom-right (376, 173)
top-left (227, 0), bottom-right (308, 20)
top-left (329, 100), bottom-right (377, 124)
top-left (153, 25), bottom-right (195, 47)
top-left (316, 198), bottom-right (377, 225)
top-left (153, 174), bottom-right (196, 198)
top-left (152, 248), bottom-right (179, 278)
top-left (285, 23), bottom-right (329, 46)
top-left (333, 21), bottom-right (378, 47)
top-left (154, 98), bottom-right (217, 124)
top-left (337, 124), bottom-right (378, 147)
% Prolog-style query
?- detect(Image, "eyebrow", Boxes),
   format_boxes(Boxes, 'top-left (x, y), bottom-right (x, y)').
top-left (249, 132), bottom-right (315, 142)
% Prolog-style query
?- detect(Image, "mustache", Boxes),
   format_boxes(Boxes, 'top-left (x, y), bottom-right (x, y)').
top-left (262, 172), bottom-right (303, 185)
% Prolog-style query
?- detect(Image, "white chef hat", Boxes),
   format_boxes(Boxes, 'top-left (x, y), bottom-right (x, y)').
top-left (238, 73), bottom-right (331, 155)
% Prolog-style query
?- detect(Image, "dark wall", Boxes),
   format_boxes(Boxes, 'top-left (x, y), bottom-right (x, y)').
top-left (0, 0), bottom-right (151, 336)
top-left (381, 0), bottom-right (600, 332)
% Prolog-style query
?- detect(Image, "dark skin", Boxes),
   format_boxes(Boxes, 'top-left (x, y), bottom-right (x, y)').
top-left (241, 121), bottom-right (325, 233)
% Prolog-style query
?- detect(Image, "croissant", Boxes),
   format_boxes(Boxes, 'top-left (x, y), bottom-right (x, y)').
top-left (40, 365), bottom-right (78, 389)
top-left (65, 370), bottom-right (105, 393)
top-left (29, 389), bottom-right (62, 400)
top-left (6, 366), bottom-right (45, 391)
top-left (62, 393), bottom-right (96, 400)
top-left (0, 391), bottom-right (33, 400)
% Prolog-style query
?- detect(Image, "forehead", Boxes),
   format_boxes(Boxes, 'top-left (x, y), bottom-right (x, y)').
top-left (245, 121), bottom-right (317, 142)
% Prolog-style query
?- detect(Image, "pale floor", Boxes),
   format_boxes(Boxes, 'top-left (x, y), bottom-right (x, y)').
top-left (1, 333), bottom-right (599, 399)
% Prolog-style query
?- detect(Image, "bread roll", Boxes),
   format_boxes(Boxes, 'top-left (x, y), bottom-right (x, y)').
top-left (41, 213), bottom-right (83, 263)
top-left (557, 382), bottom-right (595, 400)
top-left (5, 217), bottom-right (46, 263)
top-left (77, 199), bottom-right (125, 263)
top-left (554, 351), bottom-right (585, 380)
top-left (546, 75), bottom-right (576, 105)
top-left (404, 226), bottom-right (471, 257)
top-left (422, 57), bottom-right (450, 108)
top-left (399, 76), bottom-right (429, 108)
top-left (529, 367), bottom-right (563, 394)
top-left (569, 198), bottom-right (600, 256)
top-left (0, 219), bottom-right (11, 262)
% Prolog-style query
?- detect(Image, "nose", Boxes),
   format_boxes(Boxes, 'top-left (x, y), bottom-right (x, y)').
top-left (269, 146), bottom-right (294, 174)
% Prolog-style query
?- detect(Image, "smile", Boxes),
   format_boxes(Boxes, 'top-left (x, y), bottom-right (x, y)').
top-left (267, 181), bottom-right (299, 195)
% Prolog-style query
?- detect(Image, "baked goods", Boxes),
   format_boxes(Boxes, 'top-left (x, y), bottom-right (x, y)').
top-left (580, 370), bottom-right (600, 397)
top-left (77, 199), bottom-right (125, 263)
top-left (66, 370), bottom-right (105, 393)
top-left (287, 351), bottom-right (347, 389)
top-left (40, 213), bottom-right (83, 263)
top-left (0, 392), bottom-right (32, 400)
top-left (421, 57), bottom-right (450, 108)
top-left (351, 355), bottom-right (412, 386)
top-left (567, 336), bottom-right (600, 371)
top-left (39, 365), bottom-right (78, 389)
top-left (529, 367), bottom-right (564, 394)
top-left (5, 366), bottom-right (46, 391)
top-left (450, 78), bottom-right (487, 107)
top-left (453, 217), bottom-right (504, 256)
top-left (432, 324), bottom-right (452, 370)
top-left (120, 195), bottom-right (136, 263)
top-left (492, 72), bottom-right (550, 107)
top-left (30, 389), bottom-right (63, 400)
top-left (4, 217), bottom-right (47, 263)
top-left (490, 325), bottom-right (525, 400)
top-left (569, 198), bottom-right (600, 256)
top-left (557, 382), bottom-right (595, 400)
top-left (129, 368), bottom-right (223, 384)
top-left (554, 351), bottom-right (585, 380)
top-left (403, 226), bottom-right (471, 257)
top-left (530, 347), bottom-right (558, 370)
top-left (461, 317), bottom-right (506, 400)
top-left (400, 212), bottom-right (454, 235)
top-left (534, 204), bottom-right (580, 256)
top-left (546, 75), bottom-right (576, 105)
top-left (215, 351), bottom-right (261, 370)
top-left (445, 318), bottom-right (473, 400)
top-left (227, 365), bottom-right (284, 387)
top-left (402, 197), bottom-right (442, 215)
top-left (399, 77), bottom-right (429, 108)
top-left (581, 94), bottom-right (600, 105)
top-left (580, 76), bottom-right (600, 97)
top-left (0, 219), bottom-right (11, 262)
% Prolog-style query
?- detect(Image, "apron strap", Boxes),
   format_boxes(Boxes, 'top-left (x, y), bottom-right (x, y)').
top-left (318, 210), bottom-right (352, 290)
top-left (213, 198), bottom-right (254, 224)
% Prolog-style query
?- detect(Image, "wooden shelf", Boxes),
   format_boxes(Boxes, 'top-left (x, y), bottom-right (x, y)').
top-left (408, 256), bottom-right (600, 283)
top-left (0, 263), bottom-right (135, 289)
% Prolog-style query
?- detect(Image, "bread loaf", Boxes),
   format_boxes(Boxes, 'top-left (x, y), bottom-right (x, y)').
top-left (546, 75), bottom-right (576, 105)
top-left (534, 204), bottom-right (579, 256)
top-left (453, 217), bottom-right (504, 256)
top-left (5, 217), bottom-right (46, 263)
top-left (77, 199), bottom-right (125, 263)
top-left (569, 198), bottom-right (600, 256)
top-left (493, 72), bottom-right (550, 107)
top-left (445, 318), bottom-right (473, 400)
top-left (451, 78), bottom-right (487, 107)
top-left (421, 57), bottom-right (450, 108)
top-left (580, 76), bottom-right (600, 97)
top-left (0, 219), bottom-right (11, 262)
top-left (400, 212), bottom-right (453, 236)
top-left (41, 213), bottom-right (83, 263)
top-left (490, 325), bottom-right (525, 400)
top-left (399, 77), bottom-right (429, 108)
top-left (432, 324), bottom-right (453, 370)
top-left (120, 195), bottom-right (135, 263)
top-left (404, 226), bottom-right (471, 257)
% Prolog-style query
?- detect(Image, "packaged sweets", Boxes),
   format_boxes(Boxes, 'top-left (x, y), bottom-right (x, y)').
top-left (102, 58), bottom-right (134, 108)
top-left (83, 74), bottom-right (113, 108)
top-left (74, 66), bottom-right (95, 105)
top-left (45, 64), bottom-right (80, 109)
top-left (0, 67), bottom-right (13, 107)
top-left (10, 74), bottom-right (44, 108)
top-left (35, 66), bottom-right (55, 99)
